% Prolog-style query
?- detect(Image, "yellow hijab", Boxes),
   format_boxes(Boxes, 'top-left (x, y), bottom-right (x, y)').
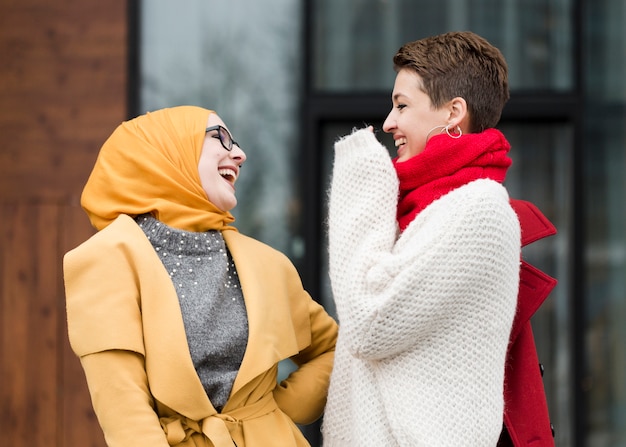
top-left (81, 105), bottom-right (236, 232)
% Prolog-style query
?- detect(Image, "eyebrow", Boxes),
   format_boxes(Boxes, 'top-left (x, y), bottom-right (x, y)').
top-left (392, 92), bottom-right (408, 102)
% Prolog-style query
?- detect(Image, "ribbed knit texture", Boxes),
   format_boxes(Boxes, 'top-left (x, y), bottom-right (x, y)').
top-left (137, 214), bottom-right (247, 412)
top-left (322, 129), bottom-right (521, 446)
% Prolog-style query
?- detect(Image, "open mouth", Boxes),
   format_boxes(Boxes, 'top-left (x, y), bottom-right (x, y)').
top-left (394, 137), bottom-right (407, 148)
top-left (218, 168), bottom-right (237, 185)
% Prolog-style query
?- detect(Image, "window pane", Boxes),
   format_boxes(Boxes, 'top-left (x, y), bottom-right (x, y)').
top-left (139, 0), bottom-right (303, 257)
top-left (313, 0), bottom-right (573, 92)
top-left (502, 123), bottom-right (574, 446)
top-left (584, 0), bottom-right (626, 443)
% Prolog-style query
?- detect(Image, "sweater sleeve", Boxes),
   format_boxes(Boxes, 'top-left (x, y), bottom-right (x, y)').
top-left (327, 129), bottom-right (520, 361)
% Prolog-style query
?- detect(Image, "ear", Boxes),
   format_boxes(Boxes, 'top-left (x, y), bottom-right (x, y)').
top-left (447, 97), bottom-right (468, 130)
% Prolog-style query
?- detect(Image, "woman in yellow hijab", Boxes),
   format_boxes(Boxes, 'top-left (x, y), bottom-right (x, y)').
top-left (64, 106), bottom-right (338, 447)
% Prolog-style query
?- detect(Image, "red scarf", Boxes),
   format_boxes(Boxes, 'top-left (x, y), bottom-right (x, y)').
top-left (393, 128), bottom-right (512, 231)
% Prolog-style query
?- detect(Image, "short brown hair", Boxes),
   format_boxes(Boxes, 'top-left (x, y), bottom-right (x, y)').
top-left (392, 31), bottom-right (509, 133)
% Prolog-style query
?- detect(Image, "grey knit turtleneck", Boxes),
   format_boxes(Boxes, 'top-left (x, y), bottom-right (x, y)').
top-left (137, 214), bottom-right (248, 412)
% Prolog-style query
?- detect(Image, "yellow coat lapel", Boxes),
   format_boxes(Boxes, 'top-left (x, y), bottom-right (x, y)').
top-left (223, 230), bottom-right (308, 395)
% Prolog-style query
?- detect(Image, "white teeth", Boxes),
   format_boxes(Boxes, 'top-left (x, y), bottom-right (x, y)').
top-left (218, 168), bottom-right (237, 182)
top-left (395, 138), bottom-right (407, 147)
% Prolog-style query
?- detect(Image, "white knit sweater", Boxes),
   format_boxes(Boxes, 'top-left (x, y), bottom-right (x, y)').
top-left (322, 129), bottom-right (521, 446)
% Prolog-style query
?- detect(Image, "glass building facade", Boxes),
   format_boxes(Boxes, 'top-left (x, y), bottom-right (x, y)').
top-left (136, 1), bottom-right (625, 445)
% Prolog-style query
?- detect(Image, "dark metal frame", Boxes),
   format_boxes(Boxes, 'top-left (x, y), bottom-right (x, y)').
top-left (127, 1), bottom-right (140, 120)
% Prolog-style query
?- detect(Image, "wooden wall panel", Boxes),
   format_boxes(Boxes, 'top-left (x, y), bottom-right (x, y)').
top-left (0, 0), bottom-right (128, 203)
top-left (1, 204), bottom-right (60, 445)
top-left (0, 1), bottom-right (127, 446)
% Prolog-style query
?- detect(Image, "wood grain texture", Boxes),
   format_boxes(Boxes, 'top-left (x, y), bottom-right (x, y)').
top-left (0, 1), bottom-right (127, 446)
top-left (0, 0), bottom-right (128, 202)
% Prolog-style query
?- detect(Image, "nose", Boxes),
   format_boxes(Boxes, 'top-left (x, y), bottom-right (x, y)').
top-left (231, 145), bottom-right (246, 164)
top-left (382, 111), bottom-right (395, 133)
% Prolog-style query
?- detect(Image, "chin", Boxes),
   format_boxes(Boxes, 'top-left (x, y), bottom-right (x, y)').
top-left (208, 192), bottom-right (237, 212)
top-left (223, 199), bottom-right (237, 212)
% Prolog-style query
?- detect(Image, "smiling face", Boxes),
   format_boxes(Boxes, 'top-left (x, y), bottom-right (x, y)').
top-left (198, 113), bottom-right (246, 211)
top-left (382, 69), bottom-right (453, 162)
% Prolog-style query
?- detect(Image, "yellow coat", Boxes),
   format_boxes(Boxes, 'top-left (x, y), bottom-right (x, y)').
top-left (64, 215), bottom-right (338, 447)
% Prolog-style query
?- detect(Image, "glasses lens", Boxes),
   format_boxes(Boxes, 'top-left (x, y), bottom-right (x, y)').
top-left (218, 126), bottom-right (233, 151)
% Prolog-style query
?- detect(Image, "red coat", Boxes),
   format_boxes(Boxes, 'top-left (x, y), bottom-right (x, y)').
top-left (499, 200), bottom-right (557, 446)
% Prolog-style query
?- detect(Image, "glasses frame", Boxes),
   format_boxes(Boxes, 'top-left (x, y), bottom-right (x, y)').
top-left (205, 125), bottom-right (240, 152)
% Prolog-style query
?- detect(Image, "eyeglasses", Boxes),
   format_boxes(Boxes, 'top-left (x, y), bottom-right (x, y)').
top-left (205, 125), bottom-right (241, 152)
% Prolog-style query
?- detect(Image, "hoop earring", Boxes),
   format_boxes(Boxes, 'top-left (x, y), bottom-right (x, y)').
top-left (445, 124), bottom-right (462, 139)
top-left (425, 125), bottom-right (446, 141)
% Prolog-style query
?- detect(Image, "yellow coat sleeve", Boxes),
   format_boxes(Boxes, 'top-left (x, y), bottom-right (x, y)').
top-left (274, 297), bottom-right (337, 424)
top-left (80, 350), bottom-right (170, 446)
